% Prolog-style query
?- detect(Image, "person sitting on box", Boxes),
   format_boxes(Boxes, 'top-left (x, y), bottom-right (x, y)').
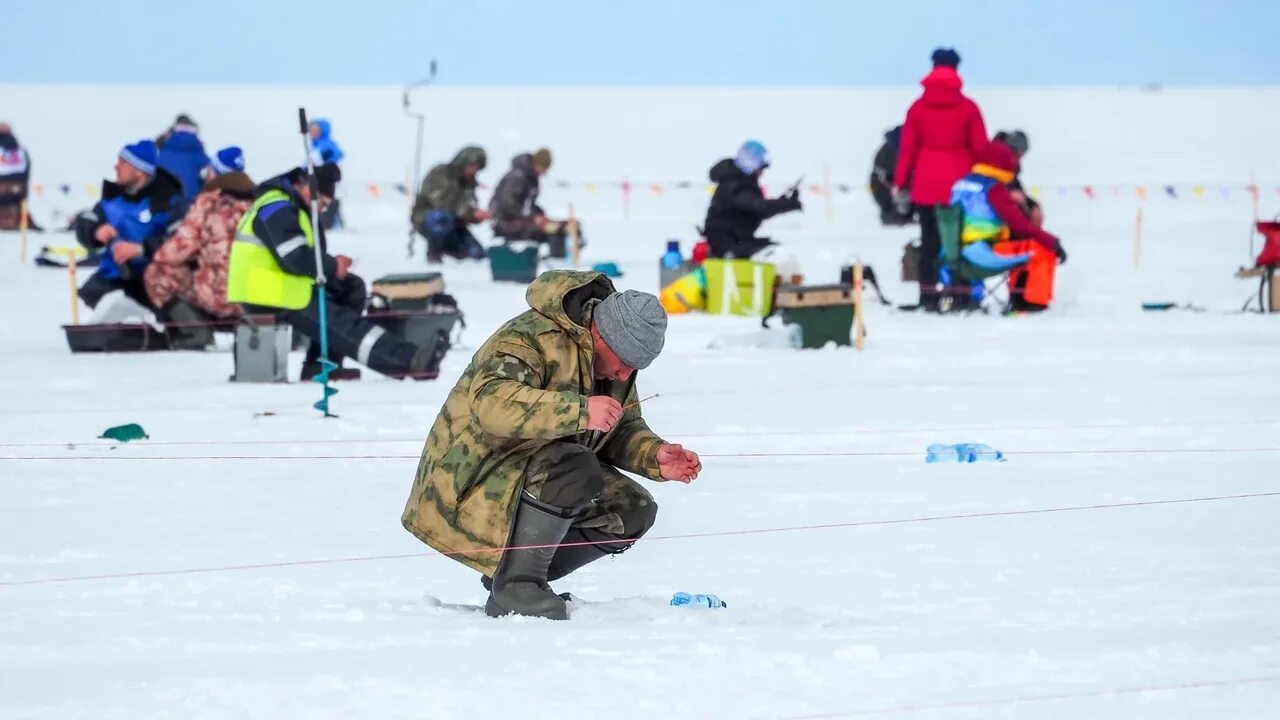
top-left (74, 139), bottom-right (188, 322)
top-left (702, 139), bottom-right (802, 260)
top-left (489, 147), bottom-right (581, 251)
top-left (226, 168), bottom-right (442, 380)
top-left (411, 145), bottom-right (490, 263)
top-left (949, 140), bottom-right (1067, 312)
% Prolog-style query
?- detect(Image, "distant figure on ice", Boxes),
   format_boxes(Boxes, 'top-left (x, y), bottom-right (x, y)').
top-left (156, 114), bottom-right (210, 203)
top-left (144, 155), bottom-right (254, 349)
top-left (226, 168), bottom-right (441, 379)
top-left (410, 145), bottom-right (490, 263)
top-left (870, 125), bottom-right (912, 226)
top-left (949, 140), bottom-right (1066, 312)
top-left (307, 119), bottom-right (345, 230)
top-left (702, 140), bottom-right (802, 259)
top-left (402, 272), bottom-right (701, 620)
top-left (0, 122), bottom-right (40, 231)
top-left (490, 148), bottom-right (580, 251)
top-left (993, 130), bottom-right (1043, 226)
top-left (893, 48), bottom-right (988, 311)
top-left (75, 139), bottom-right (188, 321)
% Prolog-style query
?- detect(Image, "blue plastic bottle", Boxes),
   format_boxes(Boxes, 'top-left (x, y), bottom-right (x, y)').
top-left (925, 443), bottom-right (1005, 463)
top-left (670, 592), bottom-right (727, 609)
top-left (661, 240), bottom-right (684, 270)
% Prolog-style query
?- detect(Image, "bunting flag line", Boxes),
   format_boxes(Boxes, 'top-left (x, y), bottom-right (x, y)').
top-left (17, 178), bottom-right (1280, 205)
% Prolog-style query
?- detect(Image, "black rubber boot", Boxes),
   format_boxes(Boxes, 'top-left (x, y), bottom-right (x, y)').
top-left (547, 528), bottom-right (625, 582)
top-left (161, 300), bottom-right (214, 350)
top-left (485, 497), bottom-right (574, 620)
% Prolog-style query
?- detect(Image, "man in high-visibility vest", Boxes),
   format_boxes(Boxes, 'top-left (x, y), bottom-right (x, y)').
top-left (227, 168), bottom-right (438, 379)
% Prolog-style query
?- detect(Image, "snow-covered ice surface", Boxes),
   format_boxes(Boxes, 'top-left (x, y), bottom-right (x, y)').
top-left (2, 86), bottom-right (1280, 719)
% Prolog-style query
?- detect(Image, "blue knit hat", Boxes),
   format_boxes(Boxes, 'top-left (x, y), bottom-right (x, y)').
top-left (211, 146), bottom-right (246, 174)
top-left (119, 139), bottom-right (157, 175)
top-left (931, 47), bottom-right (961, 69)
top-left (734, 140), bottom-right (770, 175)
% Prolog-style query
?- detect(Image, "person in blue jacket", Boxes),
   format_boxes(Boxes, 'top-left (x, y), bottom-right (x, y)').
top-left (74, 139), bottom-right (188, 313)
top-left (308, 119), bottom-right (345, 229)
top-left (156, 115), bottom-right (210, 202)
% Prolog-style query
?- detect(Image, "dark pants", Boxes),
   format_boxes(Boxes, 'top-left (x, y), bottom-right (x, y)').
top-left (915, 204), bottom-right (941, 296)
top-left (78, 270), bottom-right (151, 310)
top-left (252, 274), bottom-right (421, 377)
top-left (523, 442), bottom-right (659, 554)
top-left (422, 223), bottom-right (487, 261)
top-left (707, 233), bottom-right (775, 260)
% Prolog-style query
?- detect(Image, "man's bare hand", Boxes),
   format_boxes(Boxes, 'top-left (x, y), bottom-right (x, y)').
top-left (657, 443), bottom-right (701, 483)
top-left (94, 224), bottom-right (118, 244)
top-left (586, 395), bottom-right (623, 432)
top-left (111, 242), bottom-right (142, 264)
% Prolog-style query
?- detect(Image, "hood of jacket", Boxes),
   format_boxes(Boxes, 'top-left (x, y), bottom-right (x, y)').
top-left (884, 125), bottom-right (903, 149)
top-left (257, 171), bottom-right (307, 205)
top-left (524, 269), bottom-right (616, 340)
top-left (919, 67), bottom-right (965, 107)
top-left (312, 119), bottom-right (333, 140)
top-left (709, 157), bottom-right (747, 183)
top-left (0, 132), bottom-right (18, 151)
top-left (450, 145), bottom-right (487, 171)
top-left (970, 140), bottom-right (1018, 184)
top-left (160, 130), bottom-right (205, 154)
top-left (510, 152), bottom-right (539, 175)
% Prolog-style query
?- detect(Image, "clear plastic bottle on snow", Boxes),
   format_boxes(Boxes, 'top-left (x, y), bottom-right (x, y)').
top-left (925, 443), bottom-right (1005, 463)
top-left (670, 592), bottom-right (728, 609)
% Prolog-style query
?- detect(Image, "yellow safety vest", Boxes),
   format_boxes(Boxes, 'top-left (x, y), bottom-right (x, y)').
top-left (226, 189), bottom-right (316, 310)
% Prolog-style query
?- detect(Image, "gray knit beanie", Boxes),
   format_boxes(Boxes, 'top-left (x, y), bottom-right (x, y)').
top-left (594, 290), bottom-right (667, 369)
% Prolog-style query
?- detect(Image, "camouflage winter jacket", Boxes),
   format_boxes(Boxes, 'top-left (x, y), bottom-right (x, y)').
top-left (402, 270), bottom-right (667, 574)
top-left (150, 171), bottom-right (255, 317)
top-left (488, 153), bottom-right (544, 240)
top-left (410, 146), bottom-right (487, 230)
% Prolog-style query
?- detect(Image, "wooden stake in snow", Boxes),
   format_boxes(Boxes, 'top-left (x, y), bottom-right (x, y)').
top-left (1133, 206), bottom-right (1144, 269)
top-left (853, 261), bottom-right (866, 351)
top-left (569, 203), bottom-right (581, 269)
top-left (19, 198), bottom-right (28, 263)
top-left (67, 248), bottom-right (80, 325)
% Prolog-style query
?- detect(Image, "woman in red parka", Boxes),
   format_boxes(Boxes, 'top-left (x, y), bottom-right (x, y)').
top-left (893, 47), bottom-right (988, 311)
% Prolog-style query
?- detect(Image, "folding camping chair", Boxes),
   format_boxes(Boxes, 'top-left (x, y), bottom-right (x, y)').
top-left (934, 205), bottom-right (1031, 314)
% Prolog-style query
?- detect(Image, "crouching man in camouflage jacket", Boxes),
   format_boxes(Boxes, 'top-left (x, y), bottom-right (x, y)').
top-left (402, 270), bottom-right (701, 620)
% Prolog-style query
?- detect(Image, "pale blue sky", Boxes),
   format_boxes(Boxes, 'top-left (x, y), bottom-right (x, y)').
top-left (8, 0), bottom-right (1276, 86)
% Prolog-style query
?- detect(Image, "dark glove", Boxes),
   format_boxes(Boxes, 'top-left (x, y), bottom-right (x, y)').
top-left (1055, 243), bottom-right (1068, 265)
top-left (784, 189), bottom-right (803, 212)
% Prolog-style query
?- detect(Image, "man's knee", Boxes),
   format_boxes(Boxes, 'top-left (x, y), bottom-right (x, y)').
top-left (526, 443), bottom-right (604, 511)
top-left (619, 494), bottom-right (658, 539)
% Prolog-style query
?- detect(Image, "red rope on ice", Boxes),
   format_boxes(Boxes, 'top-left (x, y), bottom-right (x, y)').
top-left (779, 674), bottom-right (1280, 718)
top-left (2, 490), bottom-right (1276, 588)
top-left (0, 417), bottom-right (1274, 449)
top-left (4, 447), bottom-right (1280, 461)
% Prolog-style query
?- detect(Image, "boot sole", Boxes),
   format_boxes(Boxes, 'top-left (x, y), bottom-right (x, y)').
top-left (485, 596), bottom-right (569, 621)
